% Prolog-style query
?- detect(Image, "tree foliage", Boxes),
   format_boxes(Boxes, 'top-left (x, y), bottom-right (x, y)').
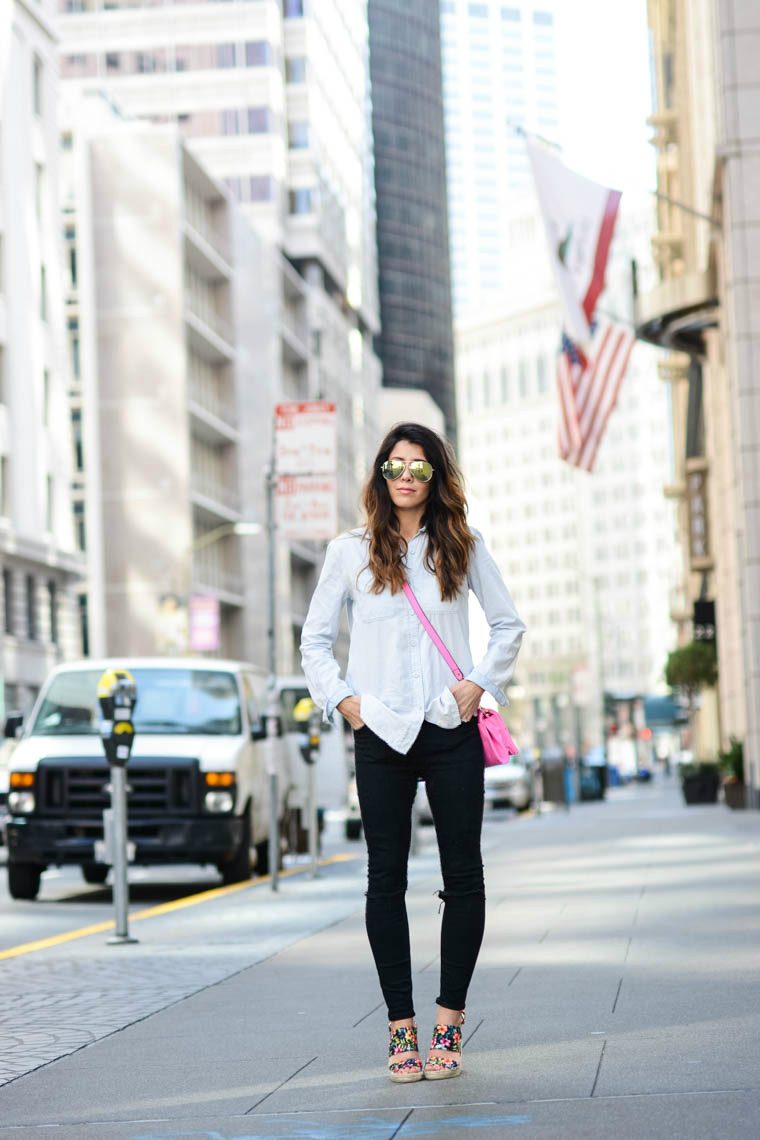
top-left (665, 640), bottom-right (718, 701)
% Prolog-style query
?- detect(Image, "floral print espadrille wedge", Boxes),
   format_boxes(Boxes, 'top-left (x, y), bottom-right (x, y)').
top-left (423, 1011), bottom-right (465, 1080)
top-left (388, 1021), bottom-right (424, 1083)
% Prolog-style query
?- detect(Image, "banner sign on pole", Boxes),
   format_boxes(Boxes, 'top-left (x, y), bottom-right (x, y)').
top-left (275, 401), bottom-right (337, 475)
top-left (275, 401), bottom-right (338, 540)
top-left (188, 594), bottom-right (221, 652)
top-left (277, 475), bottom-right (338, 541)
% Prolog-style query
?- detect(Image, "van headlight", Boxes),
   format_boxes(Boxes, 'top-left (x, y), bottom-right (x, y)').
top-left (204, 790), bottom-right (234, 813)
top-left (8, 791), bottom-right (35, 814)
top-left (9, 773), bottom-right (35, 813)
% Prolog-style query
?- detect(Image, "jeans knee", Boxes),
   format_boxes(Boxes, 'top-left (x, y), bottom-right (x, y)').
top-left (367, 864), bottom-right (408, 900)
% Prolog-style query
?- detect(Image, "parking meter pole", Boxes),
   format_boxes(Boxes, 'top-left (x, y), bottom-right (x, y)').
top-left (109, 765), bottom-right (133, 942)
top-left (266, 459), bottom-right (279, 892)
top-left (97, 668), bottom-right (138, 946)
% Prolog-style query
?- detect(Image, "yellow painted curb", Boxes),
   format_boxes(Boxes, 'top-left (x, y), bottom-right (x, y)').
top-left (0, 852), bottom-right (358, 961)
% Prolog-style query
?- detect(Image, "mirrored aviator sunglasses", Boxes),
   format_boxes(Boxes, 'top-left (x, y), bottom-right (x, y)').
top-left (381, 459), bottom-right (435, 483)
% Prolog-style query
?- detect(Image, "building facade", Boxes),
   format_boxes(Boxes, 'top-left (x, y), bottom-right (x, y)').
top-left (368, 0), bottom-right (456, 439)
top-left (58, 0), bottom-right (383, 672)
top-left (439, 0), bottom-right (559, 318)
top-left (638, 0), bottom-right (760, 803)
top-left (0, 0), bottom-right (83, 716)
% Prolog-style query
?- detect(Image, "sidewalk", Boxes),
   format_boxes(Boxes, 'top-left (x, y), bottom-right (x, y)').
top-left (1, 778), bottom-right (759, 1139)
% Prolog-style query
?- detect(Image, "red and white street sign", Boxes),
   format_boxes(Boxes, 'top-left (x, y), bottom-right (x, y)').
top-left (277, 475), bottom-right (338, 541)
top-left (275, 401), bottom-right (336, 476)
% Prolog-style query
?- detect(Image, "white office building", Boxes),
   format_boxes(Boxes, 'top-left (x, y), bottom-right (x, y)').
top-left (456, 195), bottom-right (679, 752)
top-left (58, 0), bottom-right (382, 671)
top-left (0, 0), bottom-right (84, 716)
top-left (439, 0), bottom-right (559, 317)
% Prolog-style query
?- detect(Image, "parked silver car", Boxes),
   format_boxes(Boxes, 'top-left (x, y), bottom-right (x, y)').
top-left (483, 752), bottom-right (535, 811)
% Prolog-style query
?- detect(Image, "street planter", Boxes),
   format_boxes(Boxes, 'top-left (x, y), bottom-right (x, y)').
top-left (681, 764), bottom-right (720, 805)
top-left (723, 779), bottom-right (747, 810)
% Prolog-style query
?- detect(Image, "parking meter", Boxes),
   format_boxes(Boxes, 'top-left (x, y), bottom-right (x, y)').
top-left (98, 668), bottom-right (137, 767)
top-left (97, 668), bottom-right (138, 945)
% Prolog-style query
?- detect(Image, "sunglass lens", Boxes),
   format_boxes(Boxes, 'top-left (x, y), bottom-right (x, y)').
top-left (410, 461), bottom-right (433, 482)
top-left (381, 459), bottom-right (405, 480)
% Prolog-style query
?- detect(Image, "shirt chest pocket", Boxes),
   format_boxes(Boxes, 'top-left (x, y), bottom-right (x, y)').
top-left (353, 588), bottom-right (403, 624)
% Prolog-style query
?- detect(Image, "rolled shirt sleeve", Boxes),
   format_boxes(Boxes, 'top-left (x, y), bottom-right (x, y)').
top-left (300, 537), bottom-right (355, 725)
top-left (466, 530), bottom-right (526, 705)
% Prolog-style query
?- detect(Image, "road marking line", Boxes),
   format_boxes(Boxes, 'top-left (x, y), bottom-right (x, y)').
top-left (0, 852), bottom-right (358, 961)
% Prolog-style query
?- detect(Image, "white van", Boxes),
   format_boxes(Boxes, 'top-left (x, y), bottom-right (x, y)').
top-left (3, 658), bottom-right (282, 900)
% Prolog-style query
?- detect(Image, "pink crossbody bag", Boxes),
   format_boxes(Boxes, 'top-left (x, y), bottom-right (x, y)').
top-left (402, 582), bottom-right (519, 767)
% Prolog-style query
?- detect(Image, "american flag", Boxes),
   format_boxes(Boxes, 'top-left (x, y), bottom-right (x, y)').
top-left (557, 318), bottom-right (635, 472)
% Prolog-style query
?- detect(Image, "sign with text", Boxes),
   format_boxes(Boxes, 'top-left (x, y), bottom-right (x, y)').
top-left (188, 594), bottom-right (221, 652)
top-left (275, 401), bottom-right (337, 475)
top-left (687, 466), bottom-right (712, 568)
top-left (277, 475), bottom-right (338, 540)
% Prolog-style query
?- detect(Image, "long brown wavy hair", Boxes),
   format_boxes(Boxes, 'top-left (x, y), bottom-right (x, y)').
top-left (361, 423), bottom-right (475, 602)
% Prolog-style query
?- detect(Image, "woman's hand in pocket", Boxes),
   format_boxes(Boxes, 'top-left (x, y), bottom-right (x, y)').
top-left (337, 695), bottom-right (365, 730)
top-left (450, 680), bottom-right (484, 723)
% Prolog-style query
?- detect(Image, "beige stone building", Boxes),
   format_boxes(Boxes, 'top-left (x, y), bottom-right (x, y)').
top-left (638, 0), bottom-right (760, 804)
top-left (0, 0), bottom-right (84, 716)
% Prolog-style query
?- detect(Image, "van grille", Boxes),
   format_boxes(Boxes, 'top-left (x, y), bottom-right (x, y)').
top-left (36, 758), bottom-right (200, 818)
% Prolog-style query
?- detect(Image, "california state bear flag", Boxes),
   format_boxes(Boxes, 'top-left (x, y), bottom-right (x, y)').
top-left (526, 140), bottom-right (621, 349)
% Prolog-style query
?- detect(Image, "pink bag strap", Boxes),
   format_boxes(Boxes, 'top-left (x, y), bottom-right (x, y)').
top-left (402, 582), bottom-right (464, 682)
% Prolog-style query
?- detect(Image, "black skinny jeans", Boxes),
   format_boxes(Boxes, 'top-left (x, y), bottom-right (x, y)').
top-left (354, 718), bottom-right (486, 1021)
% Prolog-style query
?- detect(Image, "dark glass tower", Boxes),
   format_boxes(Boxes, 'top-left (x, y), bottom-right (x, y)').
top-left (368, 0), bottom-right (457, 442)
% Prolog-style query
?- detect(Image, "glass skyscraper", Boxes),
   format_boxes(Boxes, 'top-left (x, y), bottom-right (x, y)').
top-left (368, 0), bottom-right (457, 440)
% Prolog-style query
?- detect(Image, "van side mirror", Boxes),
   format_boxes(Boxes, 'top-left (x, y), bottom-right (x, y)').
top-left (250, 720), bottom-right (267, 742)
top-left (4, 713), bottom-right (23, 739)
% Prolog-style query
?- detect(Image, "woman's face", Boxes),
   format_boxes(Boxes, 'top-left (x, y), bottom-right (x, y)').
top-left (383, 439), bottom-right (432, 515)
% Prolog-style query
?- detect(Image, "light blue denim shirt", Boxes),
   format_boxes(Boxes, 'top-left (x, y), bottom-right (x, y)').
top-left (300, 527), bottom-right (526, 755)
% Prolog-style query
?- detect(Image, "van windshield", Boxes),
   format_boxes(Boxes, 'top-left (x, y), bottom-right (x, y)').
top-left (29, 668), bottom-right (242, 737)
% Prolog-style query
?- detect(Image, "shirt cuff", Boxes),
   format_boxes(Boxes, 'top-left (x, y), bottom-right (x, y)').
top-left (466, 668), bottom-right (508, 706)
top-left (324, 683), bottom-right (356, 727)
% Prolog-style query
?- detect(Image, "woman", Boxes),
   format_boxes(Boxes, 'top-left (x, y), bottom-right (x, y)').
top-left (300, 423), bottom-right (525, 1082)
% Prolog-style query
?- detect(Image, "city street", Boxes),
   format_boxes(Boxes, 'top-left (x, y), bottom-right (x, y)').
top-left (0, 777), bottom-right (758, 1139)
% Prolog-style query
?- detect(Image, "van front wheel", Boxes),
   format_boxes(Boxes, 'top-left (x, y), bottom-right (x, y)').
top-left (8, 862), bottom-right (43, 901)
top-left (218, 815), bottom-right (252, 885)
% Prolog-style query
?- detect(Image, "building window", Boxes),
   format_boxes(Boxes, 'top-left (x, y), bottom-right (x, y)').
top-left (245, 41), bottom-right (271, 66)
top-left (284, 0), bottom-right (304, 16)
top-left (48, 581), bottom-right (58, 645)
top-left (78, 592), bottom-right (89, 656)
top-left (105, 52), bottom-right (120, 71)
top-left (285, 56), bottom-right (306, 83)
top-left (537, 355), bottom-right (548, 394)
top-left (216, 43), bottom-right (236, 68)
top-left (469, 2), bottom-right (488, 15)
top-left (0, 346), bottom-right (5, 403)
top-left (32, 55), bottom-right (42, 115)
top-left (35, 163), bottom-right (44, 223)
top-left (73, 500), bottom-right (86, 551)
top-left (247, 107), bottom-right (273, 133)
top-left (501, 7), bottom-right (521, 20)
top-left (533, 11), bottom-right (554, 25)
top-left (249, 176), bottom-right (276, 202)
top-left (71, 408), bottom-right (84, 470)
top-left (288, 187), bottom-right (314, 215)
top-left (500, 366), bottom-right (509, 402)
top-left (42, 369), bottom-right (50, 426)
top-left (0, 456), bottom-right (7, 517)
top-left (3, 568), bottom-right (12, 634)
top-left (221, 109), bottom-right (239, 135)
top-left (40, 265), bottom-right (47, 320)
top-left (518, 359), bottom-right (529, 398)
top-left (45, 474), bottom-right (54, 532)
top-left (482, 371), bottom-right (490, 406)
top-left (26, 575), bottom-right (37, 640)
top-left (288, 121), bottom-right (309, 149)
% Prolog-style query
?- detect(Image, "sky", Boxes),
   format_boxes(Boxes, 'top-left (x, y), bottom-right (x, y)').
top-left (555, 0), bottom-right (656, 196)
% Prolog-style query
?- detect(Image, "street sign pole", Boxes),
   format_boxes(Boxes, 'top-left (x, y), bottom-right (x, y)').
top-left (265, 455), bottom-right (279, 892)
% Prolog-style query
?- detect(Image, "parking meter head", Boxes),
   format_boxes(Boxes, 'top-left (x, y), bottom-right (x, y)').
top-left (97, 668), bottom-right (137, 767)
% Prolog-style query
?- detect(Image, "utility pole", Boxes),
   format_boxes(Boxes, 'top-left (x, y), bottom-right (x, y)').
top-left (265, 449), bottom-right (279, 892)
